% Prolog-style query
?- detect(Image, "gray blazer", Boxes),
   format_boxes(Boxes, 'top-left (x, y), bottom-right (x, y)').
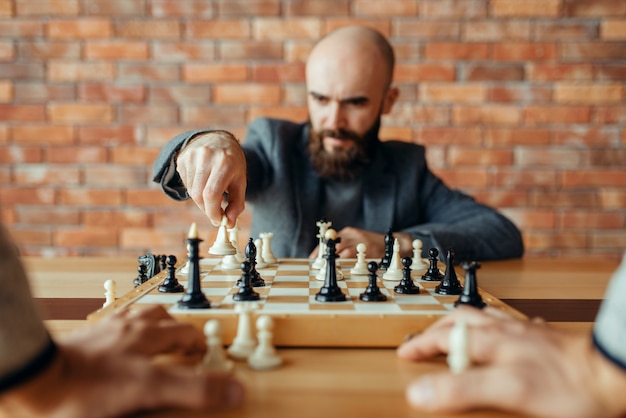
top-left (154, 117), bottom-right (524, 261)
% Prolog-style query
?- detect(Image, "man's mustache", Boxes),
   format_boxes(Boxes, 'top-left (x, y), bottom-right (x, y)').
top-left (319, 129), bottom-right (360, 142)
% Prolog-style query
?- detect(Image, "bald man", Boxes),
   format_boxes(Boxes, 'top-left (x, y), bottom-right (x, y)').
top-left (153, 26), bottom-right (523, 262)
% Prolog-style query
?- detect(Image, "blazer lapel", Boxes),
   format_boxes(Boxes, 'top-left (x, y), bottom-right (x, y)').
top-left (362, 149), bottom-right (395, 232)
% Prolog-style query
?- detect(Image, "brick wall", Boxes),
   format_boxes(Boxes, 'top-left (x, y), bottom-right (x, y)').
top-left (0, 0), bottom-right (624, 260)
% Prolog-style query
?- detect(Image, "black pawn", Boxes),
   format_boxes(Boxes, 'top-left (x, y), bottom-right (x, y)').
top-left (178, 234), bottom-right (211, 309)
top-left (243, 238), bottom-right (265, 287)
top-left (233, 260), bottom-right (260, 301)
top-left (421, 248), bottom-right (444, 281)
top-left (158, 254), bottom-right (167, 273)
top-left (315, 231), bottom-right (347, 302)
top-left (360, 261), bottom-right (387, 302)
top-left (435, 248), bottom-right (463, 295)
top-left (454, 261), bottom-right (486, 309)
top-left (378, 229), bottom-right (394, 271)
top-left (394, 257), bottom-right (420, 294)
top-left (134, 264), bottom-right (148, 287)
top-left (158, 255), bottom-right (184, 293)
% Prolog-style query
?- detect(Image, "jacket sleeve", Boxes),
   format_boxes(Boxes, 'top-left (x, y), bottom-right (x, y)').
top-left (152, 129), bottom-right (218, 201)
top-left (0, 226), bottom-right (57, 393)
top-left (593, 253), bottom-right (626, 370)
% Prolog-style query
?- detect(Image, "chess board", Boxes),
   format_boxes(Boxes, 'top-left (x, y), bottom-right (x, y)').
top-left (87, 257), bottom-right (523, 348)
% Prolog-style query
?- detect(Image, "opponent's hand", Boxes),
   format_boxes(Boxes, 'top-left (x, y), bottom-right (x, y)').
top-left (176, 131), bottom-right (247, 228)
top-left (397, 307), bottom-right (626, 418)
top-left (309, 227), bottom-right (413, 259)
top-left (0, 305), bottom-right (245, 418)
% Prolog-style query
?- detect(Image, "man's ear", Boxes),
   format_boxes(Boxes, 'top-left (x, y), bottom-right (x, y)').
top-left (381, 86), bottom-right (400, 115)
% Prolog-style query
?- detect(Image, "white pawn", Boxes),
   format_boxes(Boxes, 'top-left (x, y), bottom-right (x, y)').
top-left (447, 319), bottom-right (470, 374)
top-left (312, 219), bottom-right (332, 270)
top-left (248, 315), bottom-right (283, 370)
top-left (254, 238), bottom-right (268, 269)
top-left (221, 253), bottom-right (241, 270)
top-left (202, 319), bottom-right (234, 373)
top-left (315, 257), bottom-right (344, 281)
top-left (412, 239), bottom-right (429, 270)
top-left (227, 304), bottom-right (257, 360)
top-left (228, 220), bottom-right (245, 262)
top-left (209, 216), bottom-right (237, 256)
top-left (350, 243), bottom-right (369, 275)
top-left (260, 232), bottom-right (278, 265)
top-left (382, 238), bottom-right (403, 281)
top-left (103, 279), bottom-right (116, 308)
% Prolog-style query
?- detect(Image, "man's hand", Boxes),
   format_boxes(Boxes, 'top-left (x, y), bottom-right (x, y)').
top-left (397, 307), bottom-right (626, 418)
top-left (176, 131), bottom-right (247, 228)
top-left (309, 227), bottom-right (413, 259)
top-left (0, 306), bottom-right (244, 418)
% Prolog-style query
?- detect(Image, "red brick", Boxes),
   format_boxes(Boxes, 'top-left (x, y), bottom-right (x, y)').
top-left (117, 63), bottom-right (180, 81)
top-left (0, 41), bottom-right (14, 61)
top-left (85, 41), bottom-right (149, 60)
top-left (16, 207), bottom-right (80, 225)
top-left (0, 63), bottom-right (44, 80)
top-left (0, 80), bottom-right (11, 102)
top-left (0, 146), bottom-right (43, 163)
top-left (84, 209), bottom-right (151, 228)
top-left (599, 190), bottom-right (626, 209)
top-left (420, 0), bottom-right (487, 18)
top-left (592, 232), bottom-right (626, 249)
top-left (555, 83), bottom-right (624, 104)
top-left (524, 106), bottom-right (591, 125)
top-left (420, 83), bottom-right (486, 103)
top-left (1, 207), bottom-right (15, 225)
top-left (46, 146), bottom-right (108, 164)
top-left (286, 0), bottom-right (349, 15)
top-left (527, 63), bottom-right (593, 81)
top-left (395, 85), bottom-right (418, 103)
top-left (485, 128), bottom-right (550, 146)
top-left (463, 21), bottom-right (530, 41)
top-left (453, 105), bottom-right (521, 126)
top-left (533, 21), bottom-right (598, 40)
top-left (183, 63), bottom-right (248, 83)
top-left (83, 166), bottom-right (148, 187)
top-left (252, 63), bottom-right (305, 82)
top-left (0, 125), bottom-right (8, 144)
top-left (118, 105), bottom-right (178, 125)
top-left (560, 211), bottom-right (625, 229)
top-left (84, 0), bottom-right (146, 15)
top-left (553, 127), bottom-right (619, 146)
top-left (565, 0), bottom-right (626, 17)
top-left (561, 170), bottom-right (626, 188)
top-left (595, 65), bottom-right (626, 81)
top-left (602, 19), bottom-right (626, 40)
top-left (394, 21), bottom-right (459, 39)
top-left (79, 83), bottom-right (146, 102)
top-left (516, 148), bottom-right (583, 167)
top-left (0, 187), bottom-right (56, 205)
top-left (353, 0), bottom-right (418, 16)
top-left (11, 125), bottom-right (74, 145)
top-left (415, 127), bottom-right (482, 146)
top-left (435, 168), bottom-right (489, 188)
top-left (0, 0), bottom-right (12, 17)
top-left (463, 64), bottom-right (524, 81)
top-left (560, 43), bottom-right (626, 60)
top-left (120, 227), bottom-right (185, 252)
top-left (506, 209), bottom-right (556, 229)
top-left (219, 41), bottom-right (284, 60)
top-left (8, 228), bottom-right (53, 247)
top-left (218, 0), bottom-right (280, 16)
top-left (78, 126), bottom-right (139, 145)
top-left (48, 104), bottom-right (114, 124)
top-left (214, 84), bottom-right (281, 105)
top-left (448, 147), bottom-right (513, 166)
top-left (473, 190), bottom-right (528, 208)
top-left (0, 20), bottom-right (43, 38)
top-left (16, 0), bottom-right (79, 16)
top-left (410, 106), bottom-right (450, 124)
top-left (594, 107), bottom-right (626, 124)
top-left (424, 42), bottom-right (489, 60)
top-left (491, 0), bottom-right (561, 17)
top-left (283, 84), bottom-right (307, 105)
top-left (47, 19), bottom-right (111, 39)
top-left (492, 169), bottom-right (557, 188)
top-left (150, 0), bottom-right (214, 17)
top-left (111, 147), bottom-right (160, 165)
top-left (247, 106), bottom-right (308, 123)
top-left (13, 165), bottom-right (80, 186)
top-left (59, 189), bottom-right (123, 206)
top-left (149, 85), bottom-right (212, 104)
top-left (254, 18), bottom-right (321, 40)
top-left (48, 61), bottom-right (115, 81)
top-left (54, 227), bottom-right (117, 247)
top-left (152, 42), bottom-right (215, 61)
top-left (124, 189), bottom-right (186, 207)
top-left (379, 126), bottom-right (412, 142)
top-left (116, 20), bottom-right (181, 39)
top-left (585, 149), bottom-right (626, 166)
top-left (181, 106), bottom-right (247, 126)
top-left (323, 19), bottom-right (391, 37)
top-left (14, 82), bottom-right (75, 102)
top-left (394, 64), bottom-right (455, 82)
top-left (0, 105), bottom-right (45, 122)
top-left (187, 19), bottom-right (251, 39)
top-left (17, 41), bottom-right (81, 60)
top-left (493, 43), bottom-right (556, 61)
top-left (489, 85), bottom-right (552, 103)
top-left (529, 191), bottom-right (598, 208)
top-left (524, 231), bottom-right (588, 251)
top-left (145, 126), bottom-right (189, 146)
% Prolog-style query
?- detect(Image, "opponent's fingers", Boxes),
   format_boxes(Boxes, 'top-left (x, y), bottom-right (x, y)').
top-left (113, 305), bottom-right (172, 321)
top-left (131, 319), bottom-right (207, 357)
top-left (414, 306), bottom-right (517, 336)
top-left (405, 366), bottom-right (528, 415)
top-left (223, 182), bottom-right (246, 228)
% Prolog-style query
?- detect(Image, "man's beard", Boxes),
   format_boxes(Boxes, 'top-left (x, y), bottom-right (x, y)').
top-left (307, 118), bottom-right (381, 181)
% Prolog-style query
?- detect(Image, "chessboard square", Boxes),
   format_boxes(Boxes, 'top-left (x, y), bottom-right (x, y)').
top-left (434, 296), bottom-right (460, 304)
top-left (138, 294), bottom-right (181, 305)
top-left (394, 294), bottom-right (441, 305)
top-left (256, 269), bottom-right (277, 277)
top-left (345, 277), bottom-right (369, 285)
top-left (278, 260), bottom-right (311, 269)
top-left (418, 281), bottom-right (439, 290)
top-left (270, 279), bottom-right (310, 287)
top-left (353, 303), bottom-right (402, 313)
top-left (309, 302), bottom-right (355, 311)
top-left (266, 295), bottom-right (309, 304)
top-left (201, 280), bottom-right (236, 288)
top-left (268, 287), bottom-right (309, 297)
top-left (203, 273), bottom-right (239, 281)
top-left (274, 269), bottom-right (309, 276)
top-left (202, 287), bottom-right (234, 296)
top-left (262, 303), bottom-right (310, 313)
top-left (398, 305), bottom-right (448, 312)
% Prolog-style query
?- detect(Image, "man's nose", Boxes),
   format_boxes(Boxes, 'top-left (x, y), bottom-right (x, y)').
top-left (324, 101), bottom-right (345, 131)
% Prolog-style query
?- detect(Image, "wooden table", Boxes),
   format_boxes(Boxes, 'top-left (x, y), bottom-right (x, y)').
top-left (23, 256), bottom-right (618, 418)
